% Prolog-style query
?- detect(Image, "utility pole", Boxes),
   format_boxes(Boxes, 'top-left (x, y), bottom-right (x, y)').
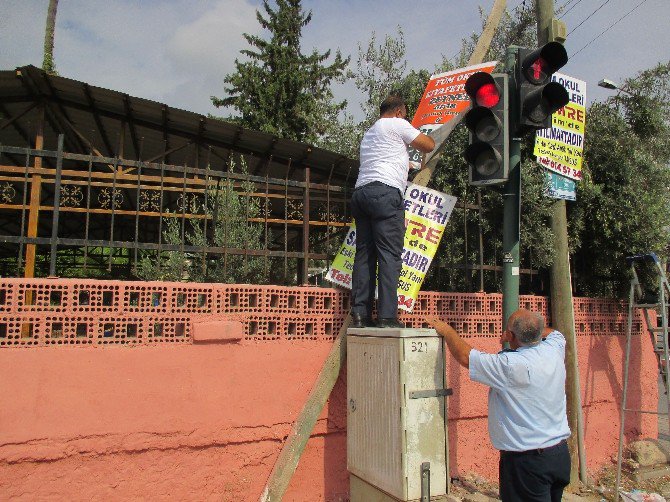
top-left (535, 0), bottom-right (587, 487)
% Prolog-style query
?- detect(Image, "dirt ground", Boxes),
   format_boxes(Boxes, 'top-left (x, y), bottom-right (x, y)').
top-left (446, 466), bottom-right (670, 501)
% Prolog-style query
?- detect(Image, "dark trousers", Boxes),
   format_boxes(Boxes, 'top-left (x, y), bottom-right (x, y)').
top-left (499, 440), bottom-right (570, 502)
top-left (350, 182), bottom-right (404, 319)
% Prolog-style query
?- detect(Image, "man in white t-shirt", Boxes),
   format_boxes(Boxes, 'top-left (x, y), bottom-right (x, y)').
top-left (350, 95), bottom-right (435, 328)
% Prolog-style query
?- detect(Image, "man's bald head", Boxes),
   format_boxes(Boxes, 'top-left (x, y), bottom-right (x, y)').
top-left (508, 309), bottom-right (545, 346)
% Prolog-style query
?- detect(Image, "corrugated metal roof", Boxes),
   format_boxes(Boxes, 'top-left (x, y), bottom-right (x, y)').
top-left (0, 65), bottom-right (358, 186)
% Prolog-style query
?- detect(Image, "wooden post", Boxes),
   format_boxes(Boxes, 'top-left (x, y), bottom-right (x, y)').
top-left (256, 2), bottom-right (508, 500)
top-left (301, 166), bottom-right (310, 285)
top-left (535, 0), bottom-right (587, 486)
top-left (467, 0), bottom-right (507, 66)
top-left (24, 104), bottom-right (45, 278)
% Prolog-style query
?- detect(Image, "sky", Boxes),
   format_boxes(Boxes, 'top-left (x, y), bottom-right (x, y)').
top-left (1, 0), bottom-right (668, 121)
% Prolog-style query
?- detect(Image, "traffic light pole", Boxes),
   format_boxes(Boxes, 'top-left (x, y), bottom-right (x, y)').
top-left (502, 47), bottom-right (521, 332)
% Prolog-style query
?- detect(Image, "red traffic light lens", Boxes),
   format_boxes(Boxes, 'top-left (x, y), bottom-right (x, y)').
top-left (475, 83), bottom-right (500, 107)
top-left (527, 57), bottom-right (549, 84)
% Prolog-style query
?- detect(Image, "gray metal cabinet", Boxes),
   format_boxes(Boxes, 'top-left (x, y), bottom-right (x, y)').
top-left (347, 328), bottom-right (449, 501)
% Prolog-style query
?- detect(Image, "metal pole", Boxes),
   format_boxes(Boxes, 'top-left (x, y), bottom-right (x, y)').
top-left (17, 150), bottom-right (31, 274)
top-left (83, 150), bottom-right (92, 271)
top-left (659, 271), bottom-right (670, 437)
top-left (615, 277), bottom-right (636, 502)
top-left (49, 134), bottom-right (64, 276)
top-left (302, 166), bottom-right (310, 285)
top-left (502, 46), bottom-right (521, 331)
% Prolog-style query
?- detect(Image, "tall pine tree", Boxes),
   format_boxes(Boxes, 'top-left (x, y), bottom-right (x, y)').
top-left (212, 0), bottom-right (349, 144)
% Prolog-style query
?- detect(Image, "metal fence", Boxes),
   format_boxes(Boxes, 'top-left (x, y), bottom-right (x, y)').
top-left (0, 136), bottom-right (544, 291)
top-left (0, 135), bottom-right (353, 283)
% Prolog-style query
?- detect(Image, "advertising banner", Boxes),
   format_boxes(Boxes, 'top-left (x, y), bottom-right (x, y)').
top-left (534, 72), bottom-right (587, 181)
top-left (326, 184), bottom-right (456, 312)
top-left (408, 61), bottom-right (497, 170)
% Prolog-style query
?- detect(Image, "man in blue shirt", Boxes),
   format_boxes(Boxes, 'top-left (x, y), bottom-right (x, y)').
top-left (428, 309), bottom-right (571, 502)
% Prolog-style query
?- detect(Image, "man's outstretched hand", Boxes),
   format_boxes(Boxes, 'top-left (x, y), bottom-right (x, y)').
top-left (427, 317), bottom-right (472, 369)
top-left (427, 317), bottom-right (456, 337)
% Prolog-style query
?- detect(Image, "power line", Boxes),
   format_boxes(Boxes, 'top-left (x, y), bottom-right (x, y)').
top-left (558, 0), bottom-right (585, 19)
top-left (556, 0), bottom-right (582, 19)
top-left (570, 0), bottom-right (649, 58)
top-left (568, 0), bottom-right (614, 35)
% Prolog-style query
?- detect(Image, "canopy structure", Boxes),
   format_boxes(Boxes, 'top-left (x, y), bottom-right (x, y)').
top-left (0, 65), bottom-right (358, 282)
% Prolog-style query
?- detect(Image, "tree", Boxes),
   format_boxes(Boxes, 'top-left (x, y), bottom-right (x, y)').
top-left (350, 27), bottom-right (408, 127)
top-left (328, 28), bottom-right (431, 158)
top-left (136, 158), bottom-right (269, 284)
top-left (42, 0), bottom-right (59, 75)
top-left (212, 0), bottom-right (349, 144)
top-left (570, 62), bottom-right (670, 297)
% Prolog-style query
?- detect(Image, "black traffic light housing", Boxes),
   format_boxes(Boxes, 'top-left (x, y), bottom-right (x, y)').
top-left (464, 72), bottom-right (509, 186)
top-left (516, 41), bottom-right (570, 130)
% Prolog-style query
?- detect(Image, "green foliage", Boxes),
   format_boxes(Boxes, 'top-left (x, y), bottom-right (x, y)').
top-left (212, 0), bottom-right (349, 145)
top-left (350, 27), bottom-right (408, 127)
top-left (570, 62), bottom-right (670, 297)
top-left (136, 159), bottom-right (270, 284)
top-left (327, 27), bottom-right (432, 158)
top-left (209, 1), bottom-right (670, 300)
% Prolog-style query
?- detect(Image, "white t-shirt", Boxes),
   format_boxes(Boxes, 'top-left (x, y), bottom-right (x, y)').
top-left (355, 117), bottom-right (421, 192)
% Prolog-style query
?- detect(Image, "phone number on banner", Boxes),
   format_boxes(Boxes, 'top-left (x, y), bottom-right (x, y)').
top-left (537, 156), bottom-right (583, 180)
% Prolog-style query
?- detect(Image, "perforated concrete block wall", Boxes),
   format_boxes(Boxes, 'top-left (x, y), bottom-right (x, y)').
top-left (0, 278), bottom-right (649, 347)
top-left (0, 279), bottom-right (658, 501)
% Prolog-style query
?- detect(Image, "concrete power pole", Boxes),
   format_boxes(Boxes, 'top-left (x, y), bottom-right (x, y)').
top-left (535, 0), bottom-right (587, 487)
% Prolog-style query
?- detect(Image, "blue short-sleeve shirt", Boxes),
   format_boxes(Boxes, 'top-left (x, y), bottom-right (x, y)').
top-left (469, 331), bottom-right (571, 451)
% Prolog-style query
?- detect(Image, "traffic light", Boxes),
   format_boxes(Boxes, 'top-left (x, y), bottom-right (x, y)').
top-left (463, 72), bottom-right (508, 186)
top-left (516, 41), bottom-right (570, 130)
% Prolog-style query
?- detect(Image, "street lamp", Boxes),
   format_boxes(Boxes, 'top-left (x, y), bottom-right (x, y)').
top-left (598, 78), bottom-right (634, 96)
top-left (597, 78), bottom-right (619, 90)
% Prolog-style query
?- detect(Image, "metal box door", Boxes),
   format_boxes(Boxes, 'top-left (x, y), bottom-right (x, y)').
top-left (347, 329), bottom-right (448, 501)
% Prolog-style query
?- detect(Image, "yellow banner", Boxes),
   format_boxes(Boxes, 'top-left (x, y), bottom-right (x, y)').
top-left (534, 136), bottom-right (583, 171)
top-left (551, 103), bottom-right (586, 135)
top-left (327, 184), bottom-right (457, 312)
top-left (534, 72), bottom-right (586, 182)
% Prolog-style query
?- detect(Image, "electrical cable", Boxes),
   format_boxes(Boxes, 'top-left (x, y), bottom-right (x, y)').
top-left (570, 0), bottom-right (649, 58)
top-left (558, 0), bottom-right (578, 13)
top-left (559, 0), bottom-right (585, 19)
top-left (567, 0), bottom-right (613, 35)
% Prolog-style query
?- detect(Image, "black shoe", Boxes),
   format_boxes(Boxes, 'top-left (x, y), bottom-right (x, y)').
top-left (351, 313), bottom-right (375, 328)
top-left (376, 318), bottom-right (405, 328)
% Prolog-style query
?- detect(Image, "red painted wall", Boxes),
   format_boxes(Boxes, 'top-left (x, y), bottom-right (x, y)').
top-left (0, 280), bottom-right (658, 501)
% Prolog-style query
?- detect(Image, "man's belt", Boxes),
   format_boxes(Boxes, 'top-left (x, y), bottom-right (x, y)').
top-left (500, 439), bottom-right (567, 456)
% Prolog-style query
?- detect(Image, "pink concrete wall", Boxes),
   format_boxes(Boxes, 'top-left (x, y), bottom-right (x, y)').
top-left (0, 279), bottom-right (658, 501)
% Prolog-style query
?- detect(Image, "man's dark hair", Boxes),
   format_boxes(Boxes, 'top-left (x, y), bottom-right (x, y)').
top-left (380, 95), bottom-right (406, 116)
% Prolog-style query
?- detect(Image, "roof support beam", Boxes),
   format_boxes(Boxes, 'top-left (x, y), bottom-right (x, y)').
top-left (0, 103), bottom-right (33, 149)
top-left (162, 106), bottom-right (171, 164)
top-left (83, 83), bottom-right (115, 157)
top-left (123, 94), bottom-right (140, 160)
top-left (0, 101), bottom-right (38, 131)
top-left (40, 72), bottom-right (90, 154)
top-left (16, 69), bottom-right (81, 153)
